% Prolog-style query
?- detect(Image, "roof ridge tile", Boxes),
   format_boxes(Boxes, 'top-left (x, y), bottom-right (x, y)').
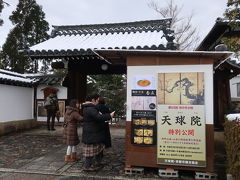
top-left (52, 18), bottom-right (172, 37)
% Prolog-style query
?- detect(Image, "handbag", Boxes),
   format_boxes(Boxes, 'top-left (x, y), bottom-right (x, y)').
top-left (56, 111), bottom-right (60, 122)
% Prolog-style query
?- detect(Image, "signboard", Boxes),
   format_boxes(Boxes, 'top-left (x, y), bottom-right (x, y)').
top-left (131, 75), bottom-right (157, 146)
top-left (157, 72), bottom-right (206, 167)
top-left (132, 110), bottom-right (156, 145)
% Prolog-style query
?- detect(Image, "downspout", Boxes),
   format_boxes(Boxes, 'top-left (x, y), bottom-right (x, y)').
top-left (33, 84), bottom-right (37, 120)
top-left (33, 58), bottom-right (38, 120)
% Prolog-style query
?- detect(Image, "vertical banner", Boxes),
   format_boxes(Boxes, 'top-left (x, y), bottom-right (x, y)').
top-left (131, 75), bottom-right (157, 146)
top-left (157, 72), bottom-right (206, 167)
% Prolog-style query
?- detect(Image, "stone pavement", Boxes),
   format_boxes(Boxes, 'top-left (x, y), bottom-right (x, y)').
top-left (0, 125), bottom-right (227, 180)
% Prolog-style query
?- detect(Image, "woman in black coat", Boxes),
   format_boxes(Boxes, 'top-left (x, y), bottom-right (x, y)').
top-left (96, 96), bottom-right (112, 148)
top-left (81, 94), bottom-right (114, 171)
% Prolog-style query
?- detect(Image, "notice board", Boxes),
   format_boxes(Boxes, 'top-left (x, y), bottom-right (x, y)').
top-left (157, 72), bottom-right (206, 167)
top-left (127, 65), bottom-right (212, 168)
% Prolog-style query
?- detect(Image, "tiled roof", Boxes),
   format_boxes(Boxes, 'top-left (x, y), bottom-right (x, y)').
top-left (226, 57), bottom-right (240, 69)
top-left (214, 56), bottom-right (240, 79)
top-left (196, 17), bottom-right (240, 73)
top-left (0, 69), bottom-right (36, 87)
top-left (51, 19), bottom-right (173, 36)
top-left (0, 69), bottom-right (65, 87)
top-left (24, 19), bottom-right (177, 57)
top-left (196, 17), bottom-right (240, 51)
top-left (25, 74), bottom-right (65, 85)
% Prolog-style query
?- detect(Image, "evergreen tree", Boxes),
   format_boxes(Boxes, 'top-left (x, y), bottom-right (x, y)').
top-left (1, 0), bottom-right (49, 73)
top-left (0, 0), bottom-right (4, 26)
top-left (0, 1), bottom-right (9, 26)
top-left (0, 51), bottom-right (4, 69)
top-left (87, 74), bottom-right (127, 116)
top-left (225, 0), bottom-right (240, 26)
top-left (222, 0), bottom-right (240, 56)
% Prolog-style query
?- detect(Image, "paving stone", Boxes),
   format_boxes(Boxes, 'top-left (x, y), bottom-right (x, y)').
top-left (0, 126), bottom-right (227, 179)
top-left (50, 162), bottom-right (66, 167)
top-left (42, 167), bottom-right (59, 171)
top-left (0, 128), bottom-right (63, 169)
top-left (34, 157), bottom-right (45, 162)
top-left (0, 172), bottom-right (58, 180)
top-left (57, 164), bottom-right (73, 174)
top-left (26, 165), bottom-right (43, 170)
top-left (32, 160), bottom-right (51, 166)
top-left (0, 172), bottom-right (6, 178)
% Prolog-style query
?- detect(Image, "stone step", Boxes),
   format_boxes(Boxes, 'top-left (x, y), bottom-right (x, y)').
top-left (124, 167), bottom-right (144, 175)
top-left (158, 168), bottom-right (179, 178)
top-left (195, 172), bottom-right (217, 179)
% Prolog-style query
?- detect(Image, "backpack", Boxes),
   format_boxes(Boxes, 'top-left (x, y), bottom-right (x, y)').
top-left (44, 97), bottom-right (53, 108)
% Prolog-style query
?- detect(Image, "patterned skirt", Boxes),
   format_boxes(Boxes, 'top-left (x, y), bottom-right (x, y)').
top-left (82, 143), bottom-right (105, 157)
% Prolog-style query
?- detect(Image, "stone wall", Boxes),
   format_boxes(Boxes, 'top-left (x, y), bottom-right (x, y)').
top-left (0, 119), bottom-right (37, 136)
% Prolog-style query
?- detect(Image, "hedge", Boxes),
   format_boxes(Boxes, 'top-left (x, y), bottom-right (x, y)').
top-left (224, 117), bottom-right (240, 179)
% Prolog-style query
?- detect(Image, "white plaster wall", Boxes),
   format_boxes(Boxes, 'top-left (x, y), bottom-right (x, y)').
top-left (0, 84), bottom-right (34, 122)
top-left (230, 75), bottom-right (240, 98)
top-left (127, 64), bottom-right (213, 124)
top-left (37, 84), bottom-right (67, 99)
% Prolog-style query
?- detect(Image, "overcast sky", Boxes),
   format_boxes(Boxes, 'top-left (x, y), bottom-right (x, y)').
top-left (0, 0), bottom-right (227, 48)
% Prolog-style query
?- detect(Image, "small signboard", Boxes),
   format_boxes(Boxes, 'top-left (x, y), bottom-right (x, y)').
top-left (131, 75), bottom-right (157, 146)
top-left (132, 110), bottom-right (156, 145)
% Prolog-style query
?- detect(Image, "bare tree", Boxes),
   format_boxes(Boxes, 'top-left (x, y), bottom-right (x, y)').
top-left (148, 0), bottom-right (200, 50)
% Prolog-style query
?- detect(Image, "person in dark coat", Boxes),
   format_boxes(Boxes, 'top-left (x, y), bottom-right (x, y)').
top-left (63, 99), bottom-right (83, 162)
top-left (44, 91), bottom-right (59, 131)
top-left (96, 96), bottom-right (112, 148)
top-left (82, 94), bottom-right (115, 171)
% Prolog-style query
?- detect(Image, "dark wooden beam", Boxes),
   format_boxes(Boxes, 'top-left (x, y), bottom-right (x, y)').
top-left (66, 70), bottom-right (87, 104)
top-left (214, 69), bottom-right (232, 129)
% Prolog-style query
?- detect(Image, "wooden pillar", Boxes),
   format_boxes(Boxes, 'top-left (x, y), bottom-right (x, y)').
top-left (213, 73), bottom-right (218, 128)
top-left (75, 71), bottom-right (87, 104)
top-left (67, 70), bottom-right (87, 104)
top-left (214, 70), bottom-right (231, 129)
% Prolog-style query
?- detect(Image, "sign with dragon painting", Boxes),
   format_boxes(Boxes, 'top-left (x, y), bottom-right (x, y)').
top-left (157, 72), bottom-right (206, 167)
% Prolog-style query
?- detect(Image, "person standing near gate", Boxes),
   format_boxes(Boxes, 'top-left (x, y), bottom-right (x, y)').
top-left (81, 94), bottom-right (115, 171)
top-left (44, 91), bottom-right (59, 131)
top-left (63, 99), bottom-right (83, 162)
top-left (96, 96), bottom-right (112, 149)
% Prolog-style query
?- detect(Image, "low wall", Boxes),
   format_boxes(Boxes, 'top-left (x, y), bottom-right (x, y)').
top-left (0, 119), bottom-right (37, 136)
top-left (0, 84), bottom-right (35, 136)
top-left (0, 84), bottom-right (34, 122)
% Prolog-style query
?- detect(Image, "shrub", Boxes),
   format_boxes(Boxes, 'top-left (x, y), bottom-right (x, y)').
top-left (224, 117), bottom-right (240, 179)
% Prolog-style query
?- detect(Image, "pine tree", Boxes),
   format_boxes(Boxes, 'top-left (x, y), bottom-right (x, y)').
top-left (0, 0), bottom-right (4, 26)
top-left (87, 74), bottom-right (127, 116)
top-left (225, 0), bottom-right (240, 26)
top-left (0, 1), bottom-right (9, 26)
top-left (1, 0), bottom-right (49, 73)
top-left (222, 0), bottom-right (240, 56)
